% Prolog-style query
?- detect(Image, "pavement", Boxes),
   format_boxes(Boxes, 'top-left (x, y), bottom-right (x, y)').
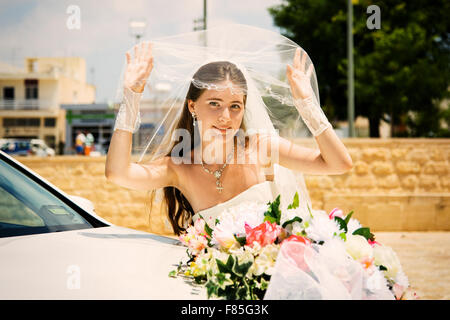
top-left (374, 232), bottom-right (450, 300)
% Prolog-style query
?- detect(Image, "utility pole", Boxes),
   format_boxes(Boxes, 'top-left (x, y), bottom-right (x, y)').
top-left (193, 0), bottom-right (207, 46)
top-left (347, 0), bottom-right (356, 137)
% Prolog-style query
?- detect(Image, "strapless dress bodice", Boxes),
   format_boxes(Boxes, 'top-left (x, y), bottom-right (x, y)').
top-left (192, 180), bottom-right (278, 225)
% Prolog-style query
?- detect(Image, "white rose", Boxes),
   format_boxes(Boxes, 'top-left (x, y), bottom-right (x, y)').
top-left (305, 211), bottom-right (341, 242)
top-left (373, 244), bottom-right (401, 279)
top-left (345, 234), bottom-right (373, 261)
top-left (253, 244), bottom-right (279, 276)
top-left (347, 218), bottom-right (362, 234)
top-left (281, 206), bottom-right (309, 225)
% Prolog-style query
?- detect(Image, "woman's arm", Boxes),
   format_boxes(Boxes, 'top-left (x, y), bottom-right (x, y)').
top-left (105, 41), bottom-right (177, 191)
top-left (105, 133), bottom-right (177, 191)
top-left (257, 131), bottom-right (352, 175)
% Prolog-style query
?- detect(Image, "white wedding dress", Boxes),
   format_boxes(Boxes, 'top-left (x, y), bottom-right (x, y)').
top-left (192, 180), bottom-right (278, 225)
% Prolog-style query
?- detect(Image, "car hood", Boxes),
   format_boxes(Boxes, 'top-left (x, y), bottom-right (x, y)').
top-left (0, 226), bottom-right (209, 299)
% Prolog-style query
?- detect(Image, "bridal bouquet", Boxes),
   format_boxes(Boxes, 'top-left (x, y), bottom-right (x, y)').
top-left (170, 193), bottom-right (417, 300)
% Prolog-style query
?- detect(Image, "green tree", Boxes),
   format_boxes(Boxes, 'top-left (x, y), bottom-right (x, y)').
top-left (268, 0), bottom-right (450, 137)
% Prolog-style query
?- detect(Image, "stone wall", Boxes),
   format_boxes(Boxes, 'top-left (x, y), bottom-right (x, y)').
top-left (301, 138), bottom-right (450, 232)
top-left (14, 138), bottom-right (450, 235)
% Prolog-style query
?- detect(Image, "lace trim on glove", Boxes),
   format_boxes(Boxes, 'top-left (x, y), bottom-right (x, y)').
top-left (293, 96), bottom-right (332, 137)
top-left (113, 87), bottom-right (142, 134)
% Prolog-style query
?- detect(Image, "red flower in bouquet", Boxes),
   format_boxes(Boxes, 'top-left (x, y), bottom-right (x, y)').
top-left (245, 221), bottom-right (282, 248)
top-left (281, 234), bottom-right (311, 246)
top-left (368, 239), bottom-right (381, 247)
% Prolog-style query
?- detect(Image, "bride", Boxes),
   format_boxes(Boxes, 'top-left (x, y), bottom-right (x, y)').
top-left (104, 25), bottom-right (416, 300)
top-left (105, 25), bottom-right (353, 238)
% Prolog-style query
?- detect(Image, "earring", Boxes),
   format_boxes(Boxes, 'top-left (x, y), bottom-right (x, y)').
top-left (191, 112), bottom-right (197, 126)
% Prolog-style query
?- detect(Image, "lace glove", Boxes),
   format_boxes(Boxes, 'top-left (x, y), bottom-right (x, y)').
top-left (293, 95), bottom-right (332, 137)
top-left (287, 47), bottom-right (333, 137)
top-left (113, 87), bottom-right (142, 133)
top-left (114, 41), bottom-right (153, 133)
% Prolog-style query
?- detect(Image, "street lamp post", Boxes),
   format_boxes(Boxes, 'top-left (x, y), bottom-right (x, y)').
top-left (347, 0), bottom-right (356, 137)
top-left (193, 0), bottom-right (207, 31)
top-left (193, 0), bottom-right (207, 46)
top-left (129, 19), bottom-right (147, 44)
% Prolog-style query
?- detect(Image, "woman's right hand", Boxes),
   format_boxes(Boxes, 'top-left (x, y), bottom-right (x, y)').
top-left (124, 41), bottom-right (154, 93)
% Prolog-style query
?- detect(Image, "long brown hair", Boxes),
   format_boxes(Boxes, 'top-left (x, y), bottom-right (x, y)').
top-left (147, 61), bottom-right (249, 236)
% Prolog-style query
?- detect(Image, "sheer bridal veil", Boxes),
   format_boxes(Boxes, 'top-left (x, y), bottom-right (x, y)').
top-left (114, 23), bottom-right (321, 228)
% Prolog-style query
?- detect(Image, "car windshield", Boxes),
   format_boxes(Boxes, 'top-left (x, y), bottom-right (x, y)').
top-left (0, 157), bottom-right (100, 238)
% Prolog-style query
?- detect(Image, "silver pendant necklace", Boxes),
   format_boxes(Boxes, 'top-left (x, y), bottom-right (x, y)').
top-left (201, 143), bottom-right (235, 193)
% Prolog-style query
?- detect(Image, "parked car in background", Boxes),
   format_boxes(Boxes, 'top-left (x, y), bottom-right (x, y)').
top-left (0, 139), bottom-right (55, 157)
top-left (0, 150), bottom-right (204, 299)
top-left (0, 139), bottom-right (32, 156)
top-left (30, 139), bottom-right (55, 156)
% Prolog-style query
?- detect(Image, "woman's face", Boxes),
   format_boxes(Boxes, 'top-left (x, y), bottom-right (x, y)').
top-left (188, 83), bottom-right (245, 144)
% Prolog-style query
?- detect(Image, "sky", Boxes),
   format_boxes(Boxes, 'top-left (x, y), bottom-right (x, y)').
top-left (0, 0), bottom-right (284, 103)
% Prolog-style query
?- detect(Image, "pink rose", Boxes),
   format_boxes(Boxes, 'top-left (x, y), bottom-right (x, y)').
top-left (188, 236), bottom-right (208, 255)
top-left (178, 218), bottom-right (210, 255)
top-left (212, 226), bottom-right (237, 249)
top-left (194, 218), bottom-right (206, 234)
top-left (245, 221), bottom-right (282, 248)
top-left (328, 207), bottom-right (344, 219)
top-left (281, 234), bottom-right (311, 246)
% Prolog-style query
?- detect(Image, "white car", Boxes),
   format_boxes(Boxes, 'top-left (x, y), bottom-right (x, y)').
top-left (0, 150), bottom-right (207, 299)
top-left (30, 139), bottom-right (55, 157)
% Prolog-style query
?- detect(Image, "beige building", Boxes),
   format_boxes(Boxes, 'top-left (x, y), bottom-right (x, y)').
top-left (0, 57), bottom-right (95, 153)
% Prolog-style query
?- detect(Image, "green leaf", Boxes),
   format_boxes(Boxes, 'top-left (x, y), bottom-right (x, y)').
top-left (344, 210), bottom-right (354, 225)
top-left (199, 214), bottom-right (214, 238)
top-left (378, 265), bottom-right (388, 271)
top-left (168, 270), bottom-right (177, 278)
top-left (287, 191), bottom-right (299, 209)
top-left (264, 195), bottom-right (282, 225)
top-left (205, 280), bottom-right (218, 298)
top-left (226, 255), bottom-right (235, 270)
top-left (216, 258), bottom-right (232, 274)
top-left (232, 260), bottom-right (253, 278)
top-left (264, 215), bottom-right (277, 224)
top-left (352, 227), bottom-right (375, 241)
top-left (282, 216), bottom-right (303, 228)
top-left (307, 203), bottom-right (313, 218)
top-left (237, 286), bottom-right (248, 300)
top-left (234, 234), bottom-right (247, 246)
top-left (260, 277), bottom-right (269, 291)
top-left (334, 216), bottom-right (348, 233)
top-left (194, 275), bottom-right (205, 284)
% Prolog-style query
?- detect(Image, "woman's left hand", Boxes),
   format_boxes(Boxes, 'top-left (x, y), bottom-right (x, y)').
top-left (286, 48), bottom-right (315, 101)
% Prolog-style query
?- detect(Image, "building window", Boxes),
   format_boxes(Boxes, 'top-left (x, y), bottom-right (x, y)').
top-left (2, 118), bottom-right (40, 127)
top-left (25, 79), bottom-right (38, 99)
top-left (3, 87), bottom-right (15, 100)
top-left (3, 118), bottom-right (15, 127)
top-left (44, 118), bottom-right (56, 127)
